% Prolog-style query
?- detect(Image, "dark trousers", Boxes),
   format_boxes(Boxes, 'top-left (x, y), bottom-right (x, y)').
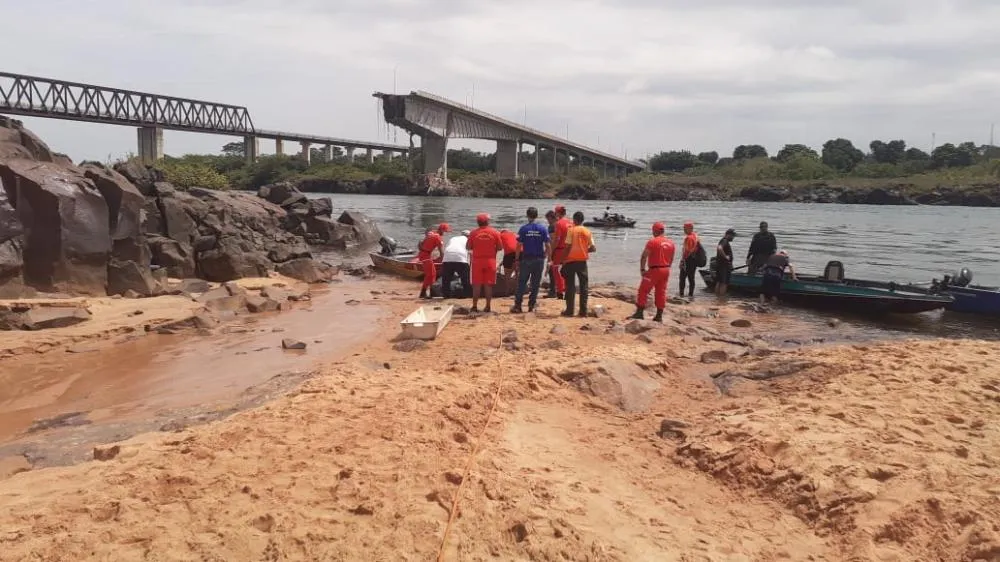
top-left (514, 257), bottom-right (545, 310)
top-left (560, 261), bottom-right (589, 314)
top-left (546, 260), bottom-right (556, 297)
top-left (440, 262), bottom-right (470, 298)
top-left (679, 256), bottom-right (698, 296)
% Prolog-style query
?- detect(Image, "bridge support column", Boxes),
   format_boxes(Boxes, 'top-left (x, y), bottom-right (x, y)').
top-left (366, 148), bottom-right (374, 164)
top-left (325, 145), bottom-right (334, 161)
top-left (244, 135), bottom-right (259, 164)
top-left (300, 142), bottom-right (311, 164)
top-left (422, 135), bottom-right (447, 178)
top-left (275, 138), bottom-right (284, 156)
top-left (495, 139), bottom-right (518, 178)
top-left (552, 147), bottom-right (558, 174)
top-left (137, 126), bottom-right (163, 165)
top-left (346, 147), bottom-right (355, 163)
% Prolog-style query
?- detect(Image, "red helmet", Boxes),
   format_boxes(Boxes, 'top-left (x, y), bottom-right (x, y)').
top-left (652, 222), bottom-right (665, 234)
top-left (476, 213), bottom-right (490, 226)
top-left (438, 222), bottom-right (451, 233)
top-left (683, 221), bottom-right (694, 229)
top-left (554, 205), bottom-right (566, 215)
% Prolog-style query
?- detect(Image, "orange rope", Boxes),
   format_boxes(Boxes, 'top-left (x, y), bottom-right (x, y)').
top-left (436, 326), bottom-right (508, 562)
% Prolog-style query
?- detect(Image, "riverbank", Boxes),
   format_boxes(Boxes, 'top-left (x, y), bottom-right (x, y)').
top-left (0, 274), bottom-right (997, 561)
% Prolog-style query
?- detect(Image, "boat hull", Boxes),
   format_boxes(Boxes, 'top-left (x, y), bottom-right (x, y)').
top-left (583, 219), bottom-right (636, 228)
top-left (942, 285), bottom-right (1000, 315)
top-left (699, 270), bottom-right (952, 314)
top-left (369, 252), bottom-right (435, 280)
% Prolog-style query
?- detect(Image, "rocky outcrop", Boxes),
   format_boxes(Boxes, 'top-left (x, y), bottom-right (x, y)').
top-left (0, 181), bottom-right (25, 298)
top-left (256, 182), bottom-right (382, 248)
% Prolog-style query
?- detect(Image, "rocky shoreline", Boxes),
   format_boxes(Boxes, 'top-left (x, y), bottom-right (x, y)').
top-left (291, 175), bottom-right (1000, 206)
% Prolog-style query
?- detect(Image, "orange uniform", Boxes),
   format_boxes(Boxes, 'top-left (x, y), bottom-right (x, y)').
top-left (682, 232), bottom-right (699, 259)
top-left (415, 231), bottom-right (443, 289)
top-left (564, 225), bottom-right (594, 263)
top-left (467, 226), bottom-right (502, 286)
top-left (637, 235), bottom-right (676, 310)
top-left (550, 216), bottom-right (573, 293)
top-left (500, 230), bottom-right (518, 254)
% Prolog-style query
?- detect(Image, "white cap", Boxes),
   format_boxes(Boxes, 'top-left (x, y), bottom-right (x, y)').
top-left (461, 230), bottom-right (471, 236)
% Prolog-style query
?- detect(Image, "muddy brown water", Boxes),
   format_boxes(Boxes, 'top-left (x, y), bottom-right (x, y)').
top-left (0, 281), bottom-right (385, 467)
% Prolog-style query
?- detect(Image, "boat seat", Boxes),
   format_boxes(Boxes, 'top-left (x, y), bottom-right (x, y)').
top-left (823, 261), bottom-right (845, 282)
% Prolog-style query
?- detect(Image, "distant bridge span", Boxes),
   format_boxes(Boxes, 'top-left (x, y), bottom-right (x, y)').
top-left (0, 71), bottom-right (407, 164)
top-left (374, 90), bottom-right (645, 179)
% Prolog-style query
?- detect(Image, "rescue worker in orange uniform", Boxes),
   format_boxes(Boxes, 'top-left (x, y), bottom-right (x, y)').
top-left (629, 222), bottom-right (676, 322)
top-left (678, 221), bottom-right (699, 298)
top-left (548, 205), bottom-right (572, 299)
top-left (415, 223), bottom-right (450, 299)
top-left (466, 213), bottom-right (503, 313)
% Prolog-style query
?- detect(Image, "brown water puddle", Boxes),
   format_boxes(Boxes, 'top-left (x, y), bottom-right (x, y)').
top-left (0, 282), bottom-right (384, 450)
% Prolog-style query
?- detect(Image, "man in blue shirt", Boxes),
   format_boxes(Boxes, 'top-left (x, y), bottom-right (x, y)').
top-left (510, 206), bottom-right (551, 313)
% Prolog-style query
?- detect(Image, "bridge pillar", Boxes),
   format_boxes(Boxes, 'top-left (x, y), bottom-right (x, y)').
top-left (422, 135), bottom-right (447, 178)
top-left (346, 147), bottom-right (355, 163)
top-left (495, 139), bottom-right (518, 178)
top-left (244, 135), bottom-right (259, 164)
top-left (300, 142), bottom-right (311, 164)
top-left (552, 147), bottom-right (558, 174)
top-left (534, 144), bottom-right (540, 177)
top-left (366, 148), bottom-right (374, 164)
top-left (275, 138), bottom-right (284, 156)
top-left (325, 145), bottom-right (334, 161)
top-left (137, 126), bottom-right (163, 165)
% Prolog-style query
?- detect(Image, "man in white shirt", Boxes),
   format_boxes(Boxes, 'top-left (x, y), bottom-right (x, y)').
top-left (441, 230), bottom-right (471, 298)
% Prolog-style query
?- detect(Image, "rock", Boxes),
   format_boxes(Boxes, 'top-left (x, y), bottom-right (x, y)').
top-left (307, 197), bottom-right (333, 217)
top-left (112, 160), bottom-right (163, 196)
top-left (550, 325), bottom-right (567, 335)
top-left (107, 258), bottom-right (158, 297)
top-left (281, 338), bottom-right (307, 350)
top-left (223, 281), bottom-right (247, 297)
top-left (658, 419), bottom-right (690, 440)
top-left (588, 305), bottom-right (606, 318)
top-left (148, 235), bottom-right (196, 279)
top-left (730, 319), bottom-right (752, 328)
top-left (198, 236), bottom-right (271, 282)
top-left (196, 286), bottom-right (248, 314)
top-left (246, 294), bottom-right (280, 313)
top-left (177, 278), bottom-right (211, 295)
top-left (501, 330), bottom-right (519, 343)
top-left (637, 334), bottom-right (654, 344)
top-left (539, 340), bottom-right (565, 350)
top-left (0, 160), bottom-right (111, 294)
top-left (80, 164), bottom-right (144, 248)
top-left (192, 311), bottom-right (218, 330)
top-left (393, 339), bottom-right (428, 352)
top-left (556, 358), bottom-right (660, 412)
top-left (827, 318), bottom-right (842, 328)
top-left (700, 350), bottom-right (729, 364)
top-left (257, 182), bottom-right (298, 206)
top-left (276, 257), bottom-right (334, 283)
top-left (16, 306), bottom-right (92, 330)
top-left (0, 185), bottom-right (25, 297)
top-left (336, 210), bottom-right (382, 247)
top-left (625, 320), bottom-right (657, 335)
top-left (453, 305), bottom-right (471, 315)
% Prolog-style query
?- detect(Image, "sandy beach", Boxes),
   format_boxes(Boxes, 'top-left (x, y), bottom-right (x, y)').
top-left (0, 275), bottom-right (998, 561)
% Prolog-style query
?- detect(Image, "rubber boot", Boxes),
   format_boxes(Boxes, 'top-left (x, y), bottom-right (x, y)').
top-left (419, 288), bottom-right (428, 299)
top-left (653, 309), bottom-right (663, 323)
top-left (629, 307), bottom-right (644, 320)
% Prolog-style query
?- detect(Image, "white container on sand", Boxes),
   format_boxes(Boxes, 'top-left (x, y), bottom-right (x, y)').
top-left (400, 304), bottom-right (454, 340)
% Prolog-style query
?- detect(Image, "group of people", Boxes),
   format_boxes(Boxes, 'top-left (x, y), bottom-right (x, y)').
top-left (410, 208), bottom-right (798, 321)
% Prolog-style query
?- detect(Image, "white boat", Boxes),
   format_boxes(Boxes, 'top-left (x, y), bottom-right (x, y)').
top-left (400, 304), bottom-right (454, 340)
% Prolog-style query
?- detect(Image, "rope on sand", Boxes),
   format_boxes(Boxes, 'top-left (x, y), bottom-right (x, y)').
top-left (435, 320), bottom-right (508, 561)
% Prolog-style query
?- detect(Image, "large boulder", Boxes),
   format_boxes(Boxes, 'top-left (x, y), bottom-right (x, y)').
top-left (257, 182), bottom-right (298, 206)
top-left (0, 181), bottom-right (26, 298)
top-left (276, 257), bottom-right (335, 283)
top-left (556, 359), bottom-right (660, 413)
top-left (112, 160), bottom-right (164, 197)
top-left (0, 160), bottom-right (111, 295)
top-left (147, 234), bottom-right (196, 278)
top-left (0, 116), bottom-right (53, 163)
top-left (337, 210), bottom-right (382, 246)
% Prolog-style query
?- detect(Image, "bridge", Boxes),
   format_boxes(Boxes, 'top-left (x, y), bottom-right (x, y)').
top-left (373, 90), bottom-right (645, 179)
top-left (0, 71), bottom-right (408, 164)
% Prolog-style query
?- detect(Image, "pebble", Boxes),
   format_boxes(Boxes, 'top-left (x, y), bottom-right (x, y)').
top-left (281, 338), bottom-right (307, 350)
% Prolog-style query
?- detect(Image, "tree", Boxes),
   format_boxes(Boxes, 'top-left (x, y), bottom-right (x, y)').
top-left (904, 147), bottom-right (930, 161)
top-left (931, 143), bottom-right (976, 168)
top-left (221, 141), bottom-right (244, 157)
top-left (775, 144), bottom-right (818, 163)
top-left (821, 138), bottom-right (865, 172)
top-left (648, 150), bottom-right (698, 172)
top-left (696, 151), bottom-right (719, 165)
top-left (733, 144), bottom-right (768, 160)
top-left (869, 140), bottom-right (906, 164)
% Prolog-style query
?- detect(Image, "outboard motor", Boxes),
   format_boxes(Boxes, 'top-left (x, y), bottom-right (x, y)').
top-left (378, 236), bottom-right (398, 256)
top-left (953, 268), bottom-right (973, 287)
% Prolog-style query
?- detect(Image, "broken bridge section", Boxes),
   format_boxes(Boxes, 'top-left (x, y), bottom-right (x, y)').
top-left (375, 90), bottom-right (645, 179)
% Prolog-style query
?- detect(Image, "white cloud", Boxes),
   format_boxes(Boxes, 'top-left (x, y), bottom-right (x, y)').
top-left (2, 0), bottom-right (999, 161)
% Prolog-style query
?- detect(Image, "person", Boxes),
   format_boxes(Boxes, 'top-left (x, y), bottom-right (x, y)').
top-left (603, 205), bottom-right (611, 220)
top-left (415, 223), bottom-right (450, 299)
top-left (716, 228), bottom-right (737, 296)
top-left (378, 236), bottom-right (398, 257)
top-left (511, 207), bottom-right (550, 313)
top-left (630, 222), bottom-right (675, 322)
top-left (678, 221), bottom-right (699, 297)
top-left (499, 228), bottom-right (519, 286)
top-left (760, 249), bottom-right (796, 304)
top-left (544, 210), bottom-right (558, 298)
top-left (560, 211), bottom-right (596, 317)
top-left (747, 221), bottom-right (777, 274)
top-left (441, 229), bottom-right (471, 299)
top-left (549, 205), bottom-right (573, 299)
top-left (466, 213), bottom-right (503, 313)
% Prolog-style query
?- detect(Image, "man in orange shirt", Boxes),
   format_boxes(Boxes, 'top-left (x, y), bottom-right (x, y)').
top-left (560, 211), bottom-right (596, 317)
top-left (630, 222), bottom-right (676, 322)
top-left (466, 213), bottom-right (503, 313)
top-left (415, 222), bottom-right (450, 299)
top-left (678, 221), bottom-right (699, 298)
top-left (548, 205), bottom-right (572, 299)
top-left (499, 228), bottom-right (519, 286)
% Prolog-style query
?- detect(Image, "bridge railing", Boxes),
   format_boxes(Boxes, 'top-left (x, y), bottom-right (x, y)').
top-left (0, 72), bottom-right (255, 134)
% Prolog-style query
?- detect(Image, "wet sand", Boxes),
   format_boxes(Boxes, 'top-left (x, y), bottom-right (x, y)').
top-left (0, 275), bottom-right (998, 561)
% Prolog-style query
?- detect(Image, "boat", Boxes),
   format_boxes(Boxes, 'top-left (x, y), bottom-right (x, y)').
top-left (699, 260), bottom-right (953, 314)
top-left (929, 269), bottom-right (1000, 316)
top-left (400, 304), bottom-right (454, 340)
top-left (369, 252), bottom-right (437, 279)
top-left (582, 216), bottom-right (636, 228)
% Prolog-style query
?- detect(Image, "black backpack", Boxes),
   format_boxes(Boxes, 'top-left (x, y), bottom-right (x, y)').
top-left (694, 241), bottom-right (708, 267)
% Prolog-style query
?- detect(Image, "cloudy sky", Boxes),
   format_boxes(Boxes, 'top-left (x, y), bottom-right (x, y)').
top-left (3, 0), bottom-right (999, 162)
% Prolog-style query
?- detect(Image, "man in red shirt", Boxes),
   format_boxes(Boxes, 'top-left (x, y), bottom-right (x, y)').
top-left (679, 221), bottom-right (700, 298)
top-left (499, 229), bottom-right (519, 286)
top-left (548, 205), bottom-right (572, 299)
top-left (414, 222), bottom-right (450, 299)
top-left (630, 222), bottom-right (676, 322)
top-left (466, 213), bottom-right (503, 313)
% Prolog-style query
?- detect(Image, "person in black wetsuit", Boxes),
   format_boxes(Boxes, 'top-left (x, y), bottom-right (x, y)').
top-left (716, 228), bottom-right (737, 296)
top-left (747, 221), bottom-right (777, 274)
top-left (760, 250), bottom-right (796, 304)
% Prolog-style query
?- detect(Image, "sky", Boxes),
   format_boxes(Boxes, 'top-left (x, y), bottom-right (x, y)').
top-left (2, 0), bottom-right (1000, 163)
